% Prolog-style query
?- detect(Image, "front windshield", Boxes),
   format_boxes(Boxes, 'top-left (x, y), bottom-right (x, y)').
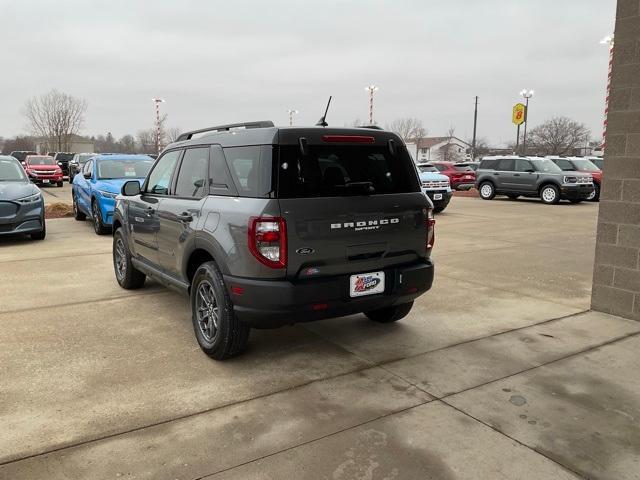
top-left (571, 159), bottom-right (600, 172)
top-left (27, 156), bottom-right (55, 165)
top-left (418, 165), bottom-right (438, 173)
top-left (531, 159), bottom-right (562, 173)
top-left (0, 159), bottom-right (27, 181)
top-left (97, 159), bottom-right (153, 179)
top-left (78, 154), bottom-right (94, 165)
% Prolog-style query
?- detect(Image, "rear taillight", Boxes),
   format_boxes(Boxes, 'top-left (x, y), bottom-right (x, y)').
top-left (248, 217), bottom-right (287, 269)
top-left (427, 210), bottom-right (435, 250)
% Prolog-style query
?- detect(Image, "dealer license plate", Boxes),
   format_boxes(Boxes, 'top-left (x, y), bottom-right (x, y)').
top-left (349, 271), bottom-right (385, 298)
top-left (433, 193), bottom-right (443, 200)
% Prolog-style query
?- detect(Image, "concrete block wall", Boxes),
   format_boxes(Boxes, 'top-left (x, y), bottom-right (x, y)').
top-left (591, 0), bottom-right (640, 320)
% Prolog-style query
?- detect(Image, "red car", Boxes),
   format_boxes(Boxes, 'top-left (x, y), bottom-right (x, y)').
top-left (430, 161), bottom-right (476, 191)
top-left (22, 155), bottom-right (64, 187)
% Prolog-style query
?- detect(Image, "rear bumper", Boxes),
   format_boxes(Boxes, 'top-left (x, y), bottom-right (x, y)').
top-left (224, 260), bottom-right (434, 328)
top-left (560, 184), bottom-right (594, 200)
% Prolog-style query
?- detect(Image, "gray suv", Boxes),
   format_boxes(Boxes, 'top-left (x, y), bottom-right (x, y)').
top-left (476, 156), bottom-right (594, 204)
top-left (112, 121), bottom-right (435, 359)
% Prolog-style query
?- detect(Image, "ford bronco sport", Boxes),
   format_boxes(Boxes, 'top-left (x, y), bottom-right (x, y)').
top-left (112, 121), bottom-right (435, 359)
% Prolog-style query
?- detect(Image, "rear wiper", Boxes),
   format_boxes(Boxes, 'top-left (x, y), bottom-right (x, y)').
top-left (342, 181), bottom-right (375, 195)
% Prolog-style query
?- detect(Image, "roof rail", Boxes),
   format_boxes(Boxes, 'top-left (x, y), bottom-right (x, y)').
top-left (176, 120), bottom-right (275, 142)
top-left (356, 125), bottom-right (383, 130)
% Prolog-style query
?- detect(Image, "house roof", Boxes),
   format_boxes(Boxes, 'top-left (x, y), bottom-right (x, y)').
top-left (412, 136), bottom-right (471, 149)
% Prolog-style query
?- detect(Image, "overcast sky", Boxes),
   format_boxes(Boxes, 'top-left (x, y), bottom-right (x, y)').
top-left (1, 0), bottom-right (616, 146)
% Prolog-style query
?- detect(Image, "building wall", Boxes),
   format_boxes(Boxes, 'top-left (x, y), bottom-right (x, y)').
top-left (591, 0), bottom-right (640, 321)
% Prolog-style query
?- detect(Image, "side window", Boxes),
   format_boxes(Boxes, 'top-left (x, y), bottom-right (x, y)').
top-left (496, 159), bottom-right (515, 171)
top-left (83, 160), bottom-right (93, 175)
top-left (146, 150), bottom-right (181, 195)
top-left (224, 146), bottom-right (262, 197)
top-left (209, 145), bottom-right (237, 196)
top-left (515, 159), bottom-right (533, 172)
top-left (174, 148), bottom-right (209, 198)
top-left (556, 159), bottom-right (573, 171)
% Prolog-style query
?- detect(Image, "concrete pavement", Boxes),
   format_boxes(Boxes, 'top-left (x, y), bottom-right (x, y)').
top-left (2, 196), bottom-right (638, 479)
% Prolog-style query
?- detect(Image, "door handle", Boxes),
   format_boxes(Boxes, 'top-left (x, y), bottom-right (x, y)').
top-left (493, 172), bottom-right (500, 176)
top-left (514, 173), bottom-right (521, 177)
top-left (177, 213), bottom-right (193, 223)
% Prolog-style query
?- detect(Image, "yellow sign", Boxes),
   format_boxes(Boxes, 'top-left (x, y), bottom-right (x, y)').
top-left (512, 103), bottom-right (526, 125)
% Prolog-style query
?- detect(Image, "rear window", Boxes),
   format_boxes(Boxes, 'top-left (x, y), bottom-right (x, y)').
top-left (277, 145), bottom-right (419, 198)
top-left (223, 146), bottom-right (272, 198)
top-left (453, 165), bottom-right (473, 172)
top-left (56, 153), bottom-right (75, 161)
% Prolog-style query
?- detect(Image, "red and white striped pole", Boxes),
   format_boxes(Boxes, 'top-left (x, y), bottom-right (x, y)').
top-left (152, 98), bottom-right (165, 154)
top-left (601, 35), bottom-right (614, 152)
top-left (365, 85), bottom-right (379, 125)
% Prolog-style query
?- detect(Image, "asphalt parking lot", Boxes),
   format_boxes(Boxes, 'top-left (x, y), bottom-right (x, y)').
top-left (2, 196), bottom-right (639, 479)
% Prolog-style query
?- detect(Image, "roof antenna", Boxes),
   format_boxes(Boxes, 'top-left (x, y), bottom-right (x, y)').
top-left (315, 96), bottom-right (332, 127)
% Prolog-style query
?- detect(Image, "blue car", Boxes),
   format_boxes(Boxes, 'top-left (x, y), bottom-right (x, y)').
top-left (72, 154), bottom-right (154, 234)
top-left (417, 163), bottom-right (453, 213)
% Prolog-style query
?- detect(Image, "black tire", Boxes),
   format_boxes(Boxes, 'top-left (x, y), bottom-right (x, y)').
top-left (433, 205), bottom-right (446, 214)
top-left (92, 200), bottom-right (110, 235)
top-left (506, 194), bottom-right (519, 200)
top-left (190, 261), bottom-right (250, 360)
top-left (57, 181), bottom-right (63, 187)
top-left (30, 221), bottom-right (46, 240)
top-left (588, 183), bottom-right (600, 202)
top-left (73, 192), bottom-right (86, 221)
top-left (113, 227), bottom-right (146, 289)
top-left (478, 181), bottom-right (496, 200)
top-left (540, 184), bottom-right (560, 205)
top-left (365, 301), bottom-right (414, 323)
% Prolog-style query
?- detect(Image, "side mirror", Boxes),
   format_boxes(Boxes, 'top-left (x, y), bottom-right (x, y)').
top-left (526, 168), bottom-right (536, 173)
top-left (122, 180), bottom-right (141, 196)
top-left (83, 171), bottom-right (92, 179)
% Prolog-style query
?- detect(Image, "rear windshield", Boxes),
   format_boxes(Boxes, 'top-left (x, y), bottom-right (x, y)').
top-left (56, 153), bottom-right (75, 161)
top-left (453, 165), bottom-right (473, 172)
top-left (277, 145), bottom-right (419, 198)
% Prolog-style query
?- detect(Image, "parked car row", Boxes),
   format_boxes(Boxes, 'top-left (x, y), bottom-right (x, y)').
top-left (475, 155), bottom-right (597, 204)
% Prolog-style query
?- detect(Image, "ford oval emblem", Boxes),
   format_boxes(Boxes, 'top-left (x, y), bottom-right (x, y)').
top-left (296, 247), bottom-right (315, 255)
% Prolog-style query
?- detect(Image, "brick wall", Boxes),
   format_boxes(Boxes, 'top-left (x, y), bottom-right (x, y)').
top-left (591, 0), bottom-right (640, 320)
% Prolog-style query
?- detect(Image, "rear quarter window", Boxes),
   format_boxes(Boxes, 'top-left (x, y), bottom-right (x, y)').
top-left (223, 146), bottom-right (272, 198)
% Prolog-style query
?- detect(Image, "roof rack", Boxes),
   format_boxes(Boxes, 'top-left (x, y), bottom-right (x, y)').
top-left (355, 125), bottom-right (383, 130)
top-left (176, 121), bottom-right (275, 142)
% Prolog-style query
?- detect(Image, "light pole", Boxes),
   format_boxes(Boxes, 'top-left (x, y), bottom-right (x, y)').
top-left (365, 85), bottom-right (379, 125)
top-left (152, 98), bottom-right (165, 155)
top-left (287, 109), bottom-right (299, 126)
top-left (519, 89), bottom-right (534, 155)
top-left (471, 96), bottom-right (479, 160)
top-left (600, 34), bottom-right (614, 152)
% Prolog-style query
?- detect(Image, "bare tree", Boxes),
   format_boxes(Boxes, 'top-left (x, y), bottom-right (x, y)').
top-left (24, 90), bottom-right (87, 152)
top-left (119, 134), bottom-right (137, 153)
top-left (137, 129), bottom-right (156, 154)
top-left (438, 126), bottom-right (464, 162)
top-left (166, 127), bottom-right (183, 143)
top-left (466, 136), bottom-right (490, 160)
top-left (386, 118), bottom-right (427, 143)
top-left (1, 135), bottom-right (36, 155)
top-left (527, 116), bottom-right (590, 155)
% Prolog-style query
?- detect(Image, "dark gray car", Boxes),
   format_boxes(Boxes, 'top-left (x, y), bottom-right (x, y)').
top-left (112, 122), bottom-right (435, 359)
top-left (476, 156), bottom-right (594, 204)
top-left (0, 156), bottom-right (46, 240)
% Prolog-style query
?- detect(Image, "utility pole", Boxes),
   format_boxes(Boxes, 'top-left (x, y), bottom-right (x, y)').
top-left (152, 98), bottom-right (165, 155)
top-left (287, 109), bottom-right (298, 126)
top-left (365, 85), bottom-right (379, 125)
top-left (519, 89), bottom-right (534, 155)
top-left (471, 96), bottom-right (478, 160)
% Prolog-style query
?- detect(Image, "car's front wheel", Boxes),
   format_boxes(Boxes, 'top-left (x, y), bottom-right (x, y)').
top-left (113, 227), bottom-right (146, 289)
top-left (479, 182), bottom-right (496, 200)
top-left (92, 200), bottom-right (110, 235)
top-left (540, 184), bottom-right (560, 205)
top-left (73, 192), bottom-right (86, 221)
top-left (30, 221), bottom-right (46, 241)
top-left (191, 261), bottom-right (250, 360)
top-left (365, 301), bottom-right (414, 323)
top-left (588, 184), bottom-right (600, 202)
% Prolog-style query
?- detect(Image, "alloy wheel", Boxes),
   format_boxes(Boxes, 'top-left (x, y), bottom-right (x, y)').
top-left (196, 280), bottom-right (219, 343)
top-left (542, 187), bottom-right (557, 203)
top-left (480, 184), bottom-right (493, 198)
top-left (114, 238), bottom-right (127, 280)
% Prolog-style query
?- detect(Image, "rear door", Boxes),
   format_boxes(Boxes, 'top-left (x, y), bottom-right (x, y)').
top-left (77, 160), bottom-right (93, 213)
top-left (156, 147), bottom-right (209, 278)
top-left (494, 158), bottom-right (515, 190)
top-left (276, 140), bottom-right (429, 281)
